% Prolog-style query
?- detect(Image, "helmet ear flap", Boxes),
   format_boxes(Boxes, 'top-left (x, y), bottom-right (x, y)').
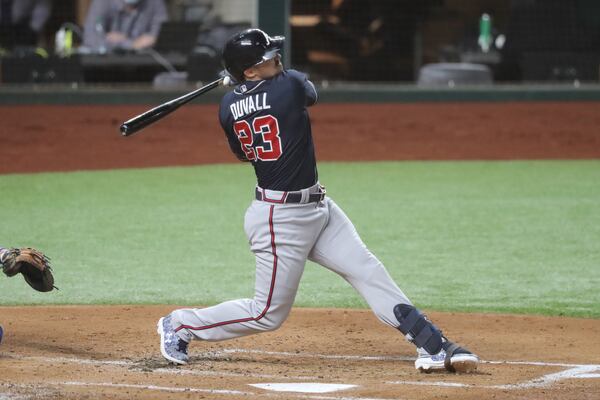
top-left (221, 56), bottom-right (245, 83)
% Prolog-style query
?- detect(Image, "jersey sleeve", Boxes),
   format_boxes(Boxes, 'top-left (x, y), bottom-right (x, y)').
top-left (287, 69), bottom-right (318, 107)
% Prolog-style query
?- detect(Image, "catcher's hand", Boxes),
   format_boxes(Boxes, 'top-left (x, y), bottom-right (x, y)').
top-left (1, 248), bottom-right (56, 292)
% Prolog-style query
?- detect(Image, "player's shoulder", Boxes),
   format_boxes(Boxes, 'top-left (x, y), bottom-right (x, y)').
top-left (219, 90), bottom-right (237, 120)
top-left (221, 89), bottom-right (235, 103)
top-left (272, 70), bottom-right (312, 95)
top-left (276, 69), bottom-right (309, 84)
top-left (219, 91), bottom-right (230, 108)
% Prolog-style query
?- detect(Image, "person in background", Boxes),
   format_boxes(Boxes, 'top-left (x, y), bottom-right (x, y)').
top-left (0, 0), bottom-right (52, 50)
top-left (83, 0), bottom-right (167, 53)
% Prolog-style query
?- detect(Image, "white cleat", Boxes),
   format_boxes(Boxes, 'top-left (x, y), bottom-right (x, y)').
top-left (415, 342), bottom-right (479, 373)
top-left (415, 347), bottom-right (447, 372)
top-left (449, 352), bottom-right (479, 373)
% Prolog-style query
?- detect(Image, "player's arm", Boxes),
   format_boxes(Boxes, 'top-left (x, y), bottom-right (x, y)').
top-left (221, 122), bottom-right (250, 162)
top-left (304, 79), bottom-right (318, 107)
top-left (225, 132), bottom-right (251, 162)
top-left (287, 70), bottom-right (318, 107)
top-left (218, 103), bottom-right (250, 162)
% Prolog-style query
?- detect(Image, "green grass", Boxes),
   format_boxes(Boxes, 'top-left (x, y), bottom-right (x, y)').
top-left (0, 161), bottom-right (599, 318)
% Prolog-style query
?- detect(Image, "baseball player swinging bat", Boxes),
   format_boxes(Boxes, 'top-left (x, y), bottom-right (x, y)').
top-left (120, 76), bottom-right (232, 137)
top-left (155, 28), bottom-right (479, 375)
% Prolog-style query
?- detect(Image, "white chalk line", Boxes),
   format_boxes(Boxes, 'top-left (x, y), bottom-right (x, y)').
top-left (222, 348), bottom-right (415, 362)
top-left (577, 373), bottom-right (600, 378)
top-left (4, 354), bottom-right (320, 381)
top-left (5, 355), bottom-right (131, 366)
top-left (5, 349), bottom-right (600, 392)
top-left (388, 365), bottom-right (600, 390)
top-left (386, 381), bottom-right (470, 388)
top-left (61, 382), bottom-right (396, 400)
top-left (223, 348), bottom-right (600, 389)
top-left (63, 381), bottom-right (250, 396)
top-left (154, 367), bottom-right (321, 381)
top-left (0, 383), bottom-right (56, 400)
top-left (3, 381), bottom-right (250, 397)
top-left (9, 348), bottom-right (594, 369)
top-left (223, 348), bottom-right (599, 369)
top-left (0, 393), bottom-right (26, 400)
top-left (490, 365), bottom-right (600, 389)
top-left (1, 382), bottom-right (399, 400)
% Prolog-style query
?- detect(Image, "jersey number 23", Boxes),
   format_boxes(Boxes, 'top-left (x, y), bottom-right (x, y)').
top-left (233, 115), bottom-right (282, 161)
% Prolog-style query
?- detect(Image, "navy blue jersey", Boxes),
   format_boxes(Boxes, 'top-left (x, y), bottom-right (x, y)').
top-left (219, 69), bottom-right (318, 191)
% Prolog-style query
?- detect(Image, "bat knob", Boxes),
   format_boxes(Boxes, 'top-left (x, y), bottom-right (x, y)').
top-left (222, 76), bottom-right (232, 86)
top-left (120, 123), bottom-right (129, 136)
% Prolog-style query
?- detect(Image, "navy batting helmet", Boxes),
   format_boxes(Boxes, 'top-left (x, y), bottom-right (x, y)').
top-left (222, 29), bottom-right (284, 82)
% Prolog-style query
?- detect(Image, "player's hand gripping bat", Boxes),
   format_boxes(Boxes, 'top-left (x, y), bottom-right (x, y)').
top-left (120, 76), bottom-right (233, 137)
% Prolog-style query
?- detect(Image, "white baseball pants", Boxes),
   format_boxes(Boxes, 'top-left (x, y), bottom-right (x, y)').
top-left (172, 186), bottom-right (412, 342)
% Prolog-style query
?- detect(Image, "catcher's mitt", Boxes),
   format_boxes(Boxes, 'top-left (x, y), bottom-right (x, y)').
top-left (1, 248), bottom-right (56, 292)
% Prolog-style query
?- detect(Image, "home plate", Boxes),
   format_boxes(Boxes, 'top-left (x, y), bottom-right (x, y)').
top-left (249, 383), bottom-right (358, 393)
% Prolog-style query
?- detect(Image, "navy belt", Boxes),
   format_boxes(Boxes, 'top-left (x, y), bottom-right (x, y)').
top-left (255, 186), bottom-right (326, 204)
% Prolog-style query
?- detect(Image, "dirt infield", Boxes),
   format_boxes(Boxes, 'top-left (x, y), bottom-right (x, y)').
top-left (1, 306), bottom-right (599, 400)
top-left (1, 101), bottom-right (599, 399)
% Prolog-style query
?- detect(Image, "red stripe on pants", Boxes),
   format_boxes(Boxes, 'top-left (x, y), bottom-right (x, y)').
top-left (175, 205), bottom-right (278, 332)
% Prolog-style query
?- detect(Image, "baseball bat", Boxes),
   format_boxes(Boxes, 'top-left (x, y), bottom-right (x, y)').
top-left (120, 77), bottom-right (224, 137)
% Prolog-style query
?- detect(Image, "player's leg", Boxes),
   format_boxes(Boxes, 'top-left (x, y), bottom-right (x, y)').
top-left (308, 197), bottom-right (478, 373)
top-left (308, 198), bottom-right (411, 326)
top-left (394, 304), bottom-right (478, 373)
top-left (159, 201), bottom-right (326, 364)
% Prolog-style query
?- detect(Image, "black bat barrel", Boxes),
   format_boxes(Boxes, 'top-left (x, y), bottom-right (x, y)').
top-left (120, 78), bottom-right (223, 137)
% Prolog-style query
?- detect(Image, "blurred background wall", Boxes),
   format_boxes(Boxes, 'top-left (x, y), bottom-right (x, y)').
top-left (0, 0), bottom-right (598, 86)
